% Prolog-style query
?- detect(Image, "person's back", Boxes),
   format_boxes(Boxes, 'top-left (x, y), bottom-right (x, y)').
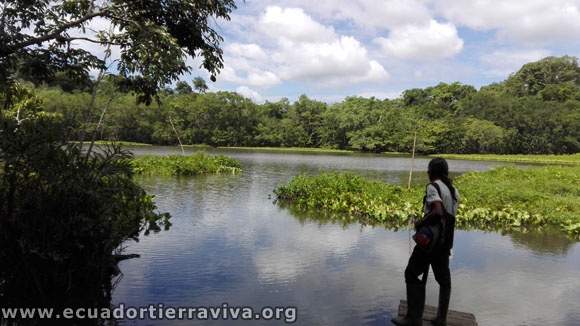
top-left (392, 157), bottom-right (458, 326)
top-left (425, 180), bottom-right (459, 217)
top-left (424, 179), bottom-right (459, 253)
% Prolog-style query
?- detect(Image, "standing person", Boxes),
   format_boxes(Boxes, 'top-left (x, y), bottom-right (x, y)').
top-left (392, 158), bottom-right (460, 326)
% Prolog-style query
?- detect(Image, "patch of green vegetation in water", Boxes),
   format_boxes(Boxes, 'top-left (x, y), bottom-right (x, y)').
top-left (434, 153), bottom-right (580, 165)
top-left (274, 165), bottom-right (580, 239)
top-left (219, 146), bottom-right (354, 153)
top-left (132, 151), bottom-right (241, 176)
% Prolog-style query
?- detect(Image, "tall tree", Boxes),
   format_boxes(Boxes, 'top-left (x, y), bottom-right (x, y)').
top-left (505, 56), bottom-right (580, 97)
top-left (175, 81), bottom-right (193, 95)
top-left (0, 0), bottom-right (237, 104)
top-left (193, 76), bottom-right (209, 94)
top-left (0, 0), bottom-right (239, 309)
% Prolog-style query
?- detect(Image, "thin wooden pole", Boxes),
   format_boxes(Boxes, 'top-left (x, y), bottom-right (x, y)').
top-left (408, 131), bottom-right (417, 256)
top-left (86, 92), bottom-right (116, 158)
top-left (169, 115), bottom-right (185, 155)
top-left (407, 131), bottom-right (417, 191)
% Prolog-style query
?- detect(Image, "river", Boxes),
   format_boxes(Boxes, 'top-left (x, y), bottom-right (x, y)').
top-left (111, 147), bottom-right (580, 325)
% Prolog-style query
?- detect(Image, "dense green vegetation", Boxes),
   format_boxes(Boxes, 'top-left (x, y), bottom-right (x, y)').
top-left (222, 146), bottom-right (354, 153)
top-left (92, 140), bottom-right (153, 146)
top-left (31, 55), bottom-right (580, 155)
top-left (1, 0), bottom-right (238, 314)
top-left (274, 166), bottom-right (580, 239)
top-left (132, 151), bottom-right (241, 176)
top-left (0, 85), bottom-right (171, 307)
top-left (434, 153), bottom-right (580, 165)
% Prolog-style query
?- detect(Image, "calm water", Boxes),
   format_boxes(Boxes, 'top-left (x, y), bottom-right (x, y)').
top-left (111, 147), bottom-right (580, 326)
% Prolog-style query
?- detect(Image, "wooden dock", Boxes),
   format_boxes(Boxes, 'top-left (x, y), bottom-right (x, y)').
top-left (395, 300), bottom-right (478, 326)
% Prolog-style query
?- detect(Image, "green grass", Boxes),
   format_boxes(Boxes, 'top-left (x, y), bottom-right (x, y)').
top-left (132, 151), bottom-right (241, 176)
top-left (434, 153), bottom-right (580, 165)
top-left (274, 165), bottom-right (580, 239)
top-left (69, 140), bottom-right (153, 146)
top-left (182, 144), bottom-right (213, 148)
top-left (218, 146), bottom-right (354, 153)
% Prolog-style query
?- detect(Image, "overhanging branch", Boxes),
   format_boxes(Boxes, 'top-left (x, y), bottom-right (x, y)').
top-left (0, 3), bottom-right (130, 58)
top-left (60, 36), bottom-right (123, 46)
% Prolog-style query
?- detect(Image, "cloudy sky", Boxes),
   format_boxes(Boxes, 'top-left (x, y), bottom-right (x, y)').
top-left (180, 0), bottom-right (580, 103)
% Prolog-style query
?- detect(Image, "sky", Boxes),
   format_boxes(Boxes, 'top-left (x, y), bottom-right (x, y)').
top-left (179, 0), bottom-right (580, 104)
top-left (72, 0), bottom-right (580, 104)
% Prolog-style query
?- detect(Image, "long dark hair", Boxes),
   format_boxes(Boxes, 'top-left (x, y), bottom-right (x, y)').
top-left (428, 157), bottom-right (457, 201)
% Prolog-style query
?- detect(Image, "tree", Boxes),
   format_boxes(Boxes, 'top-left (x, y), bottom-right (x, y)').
top-left (505, 56), bottom-right (580, 97)
top-left (193, 76), bottom-right (209, 94)
top-left (428, 82), bottom-right (477, 111)
top-left (0, 0), bottom-right (237, 104)
top-left (0, 0), bottom-right (238, 311)
top-left (175, 81), bottom-right (193, 95)
top-left (403, 88), bottom-right (430, 106)
top-left (462, 118), bottom-right (505, 154)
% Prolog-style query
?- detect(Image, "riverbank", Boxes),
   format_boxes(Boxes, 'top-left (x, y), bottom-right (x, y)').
top-left (132, 151), bottom-right (241, 176)
top-left (69, 140), bottom-right (154, 146)
top-left (434, 153), bottom-right (580, 165)
top-left (274, 165), bottom-right (580, 238)
top-left (218, 146), bottom-right (354, 153)
top-left (76, 141), bottom-right (580, 163)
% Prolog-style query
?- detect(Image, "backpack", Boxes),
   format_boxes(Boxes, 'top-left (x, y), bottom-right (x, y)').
top-left (424, 182), bottom-right (456, 251)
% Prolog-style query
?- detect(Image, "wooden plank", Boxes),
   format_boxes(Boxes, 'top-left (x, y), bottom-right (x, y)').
top-left (395, 300), bottom-right (478, 326)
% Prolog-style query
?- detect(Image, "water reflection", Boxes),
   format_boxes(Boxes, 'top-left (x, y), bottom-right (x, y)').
top-left (5, 146), bottom-right (575, 325)
top-left (108, 147), bottom-right (580, 325)
top-left (508, 229), bottom-right (577, 257)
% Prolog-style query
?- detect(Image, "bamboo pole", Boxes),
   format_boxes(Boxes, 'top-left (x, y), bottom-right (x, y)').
top-left (408, 131), bottom-right (417, 256)
top-left (169, 115), bottom-right (185, 155)
top-left (408, 131), bottom-right (417, 191)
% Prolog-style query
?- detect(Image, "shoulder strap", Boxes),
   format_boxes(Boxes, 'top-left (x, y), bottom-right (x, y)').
top-left (431, 182), bottom-right (456, 251)
top-left (423, 182), bottom-right (443, 209)
top-left (431, 182), bottom-right (442, 198)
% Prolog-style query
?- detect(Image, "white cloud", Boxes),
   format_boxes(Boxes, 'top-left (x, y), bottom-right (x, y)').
top-left (273, 36), bottom-right (389, 86)
top-left (332, 0), bottom-right (432, 30)
top-left (246, 71), bottom-right (282, 88)
top-left (219, 58), bottom-right (282, 88)
top-left (374, 20), bottom-right (464, 60)
top-left (249, 0), bottom-right (433, 31)
top-left (226, 43), bottom-right (268, 61)
top-left (435, 0), bottom-right (580, 45)
top-left (259, 6), bottom-right (336, 43)
top-left (219, 66), bottom-right (243, 84)
top-left (222, 6), bottom-right (391, 89)
top-left (236, 86), bottom-right (264, 102)
top-left (480, 49), bottom-right (552, 77)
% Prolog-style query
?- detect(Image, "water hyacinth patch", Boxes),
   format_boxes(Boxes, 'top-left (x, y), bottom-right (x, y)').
top-left (274, 165), bottom-right (580, 239)
top-left (132, 151), bottom-right (241, 176)
top-left (435, 153), bottom-right (580, 165)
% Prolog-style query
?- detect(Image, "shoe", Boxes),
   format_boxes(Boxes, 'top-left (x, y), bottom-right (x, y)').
top-left (391, 282), bottom-right (425, 326)
top-left (429, 286), bottom-right (451, 326)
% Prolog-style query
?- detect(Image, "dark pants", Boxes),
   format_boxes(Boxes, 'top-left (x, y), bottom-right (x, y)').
top-left (404, 245), bottom-right (451, 288)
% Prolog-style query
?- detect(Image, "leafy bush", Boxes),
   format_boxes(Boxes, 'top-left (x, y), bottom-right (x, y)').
top-left (0, 85), bottom-right (170, 308)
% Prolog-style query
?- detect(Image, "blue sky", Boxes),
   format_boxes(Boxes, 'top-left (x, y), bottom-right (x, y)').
top-left (77, 0), bottom-right (580, 104)
top-left (181, 0), bottom-right (580, 104)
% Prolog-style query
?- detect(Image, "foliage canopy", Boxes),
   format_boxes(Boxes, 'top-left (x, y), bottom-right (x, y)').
top-left (0, 0), bottom-right (240, 312)
top-left (0, 0), bottom-right (237, 104)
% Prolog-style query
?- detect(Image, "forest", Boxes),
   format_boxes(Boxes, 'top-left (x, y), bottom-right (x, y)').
top-left (29, 55), bottom-right (580, 155)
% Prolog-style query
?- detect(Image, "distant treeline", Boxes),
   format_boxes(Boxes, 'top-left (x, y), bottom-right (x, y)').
top-left (35, 56), bottom-right (580, 154)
